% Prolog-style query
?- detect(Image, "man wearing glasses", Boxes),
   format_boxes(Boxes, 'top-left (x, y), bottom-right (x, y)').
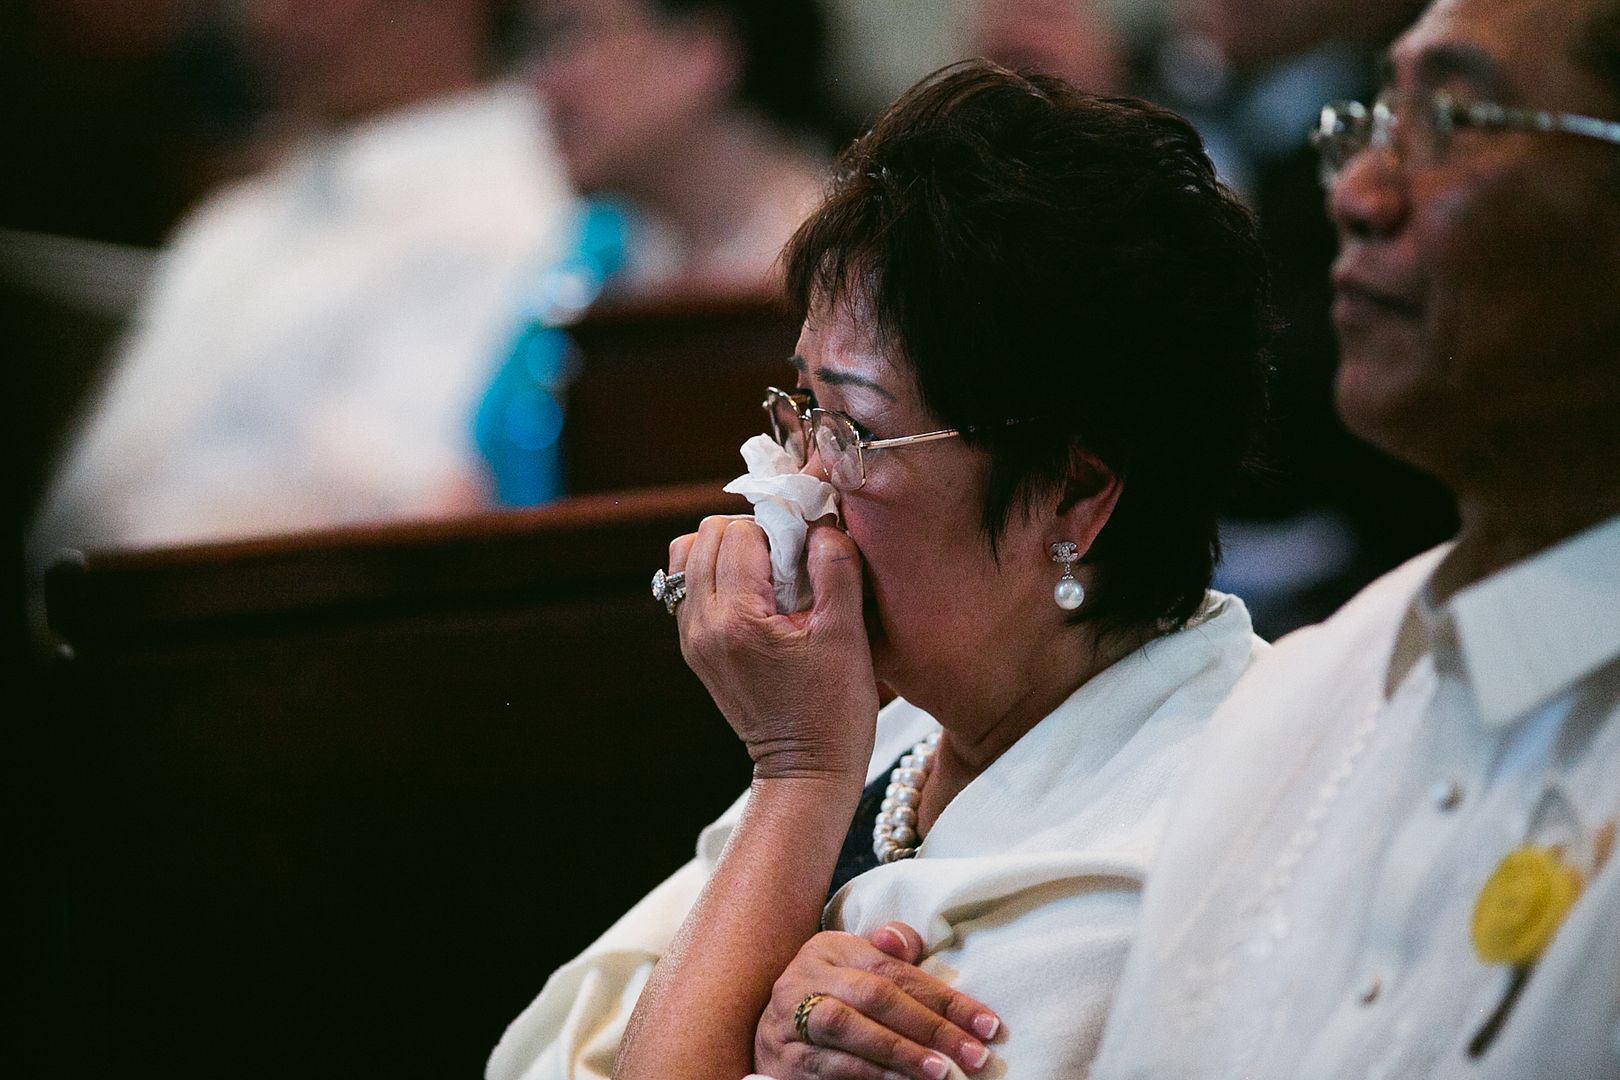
top-left (1092, 0), bottom-right (1620, 1076)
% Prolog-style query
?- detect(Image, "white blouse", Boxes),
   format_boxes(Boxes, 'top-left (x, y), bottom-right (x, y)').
top-left (488, 592), bottom-right (1264, 1080)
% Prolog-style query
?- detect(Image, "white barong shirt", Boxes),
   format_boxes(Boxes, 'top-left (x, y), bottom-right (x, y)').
top-left (488, 592), bottom-right (1263, 1080)
top-left (1094, 514), bottom-right (1620, 1079)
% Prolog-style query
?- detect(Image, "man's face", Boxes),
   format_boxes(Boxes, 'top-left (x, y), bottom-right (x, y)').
top-left (1328, 0), bottom-right (1620, 483)
top-left (528, 0), bottom-right (733, 195)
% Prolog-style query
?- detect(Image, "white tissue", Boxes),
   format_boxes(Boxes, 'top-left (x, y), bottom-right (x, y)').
top-left (722, 434), bottom-right (840, 613)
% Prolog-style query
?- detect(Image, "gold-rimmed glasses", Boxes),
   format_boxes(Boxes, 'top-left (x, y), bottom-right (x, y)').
top-left (1312, 89), bottom-right (1620, 187)
top-left (763, 386), bottom-right (974, 492)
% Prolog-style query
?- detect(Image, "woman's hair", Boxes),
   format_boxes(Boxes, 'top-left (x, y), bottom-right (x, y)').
top-left (783, 60), bottom-right (1275, 634)
top-left (649, 0), bottom-right (832, 141)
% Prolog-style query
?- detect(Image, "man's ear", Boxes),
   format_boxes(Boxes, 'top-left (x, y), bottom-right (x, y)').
top-left (1050, 450), bottom-right (1121, 558)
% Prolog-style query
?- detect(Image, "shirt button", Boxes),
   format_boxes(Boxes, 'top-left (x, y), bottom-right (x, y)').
top-left (1432, 779), bottom-right (1464, 811)
top-left (1358, 973), bottom-right (1383, 1006)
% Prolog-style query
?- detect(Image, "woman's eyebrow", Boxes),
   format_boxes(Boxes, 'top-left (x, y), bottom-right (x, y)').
top-left (788, 353), bottom-right (897, 401)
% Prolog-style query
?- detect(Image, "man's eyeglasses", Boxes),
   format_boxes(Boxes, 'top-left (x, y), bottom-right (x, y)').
top-left (762, 386), bottom-right (978, 492)
top-left (1311, 89), bottom-right (1620, 187)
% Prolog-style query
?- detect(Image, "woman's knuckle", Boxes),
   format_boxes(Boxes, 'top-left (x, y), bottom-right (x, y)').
top-left (943, 996), bottom-right (980, 1032)
top-left (771, 979), bottom-right (805, 1015)
top-left (850, 973), bottom-right (896, 1014)
top-left (870, 958), bottom-right (922, 993)
top-left (880, 1029), bottom-right (920, 1068)
top-left (920, 1011), bottom-right (955, 1048)
top-left (818, 999), bottom-right (854, 1040)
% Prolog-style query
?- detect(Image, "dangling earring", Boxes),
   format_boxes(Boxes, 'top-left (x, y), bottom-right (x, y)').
top-left (1050, 541), bottom-right (1085, 611)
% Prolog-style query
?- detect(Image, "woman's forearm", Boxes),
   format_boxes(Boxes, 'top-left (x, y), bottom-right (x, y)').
top-left (615, 771), bottom-right (865, 1080)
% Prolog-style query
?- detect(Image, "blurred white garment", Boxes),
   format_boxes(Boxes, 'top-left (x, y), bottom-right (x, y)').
top-left (1094, 514), bottom-right (1620, 1080)
top-left (31, 82), bottom-right (572, 559)
top-left (487, 593), bottom-right (1264, 1080)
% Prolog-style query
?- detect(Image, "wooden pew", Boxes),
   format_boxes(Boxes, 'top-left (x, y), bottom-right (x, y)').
top-left (42, 484), bottom-right (754, 1080)
top-left (562, 291), bottom-right (801, 493)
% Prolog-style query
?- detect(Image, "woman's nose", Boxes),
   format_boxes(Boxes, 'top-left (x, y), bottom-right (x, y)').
top-left (797, 436), bottom-right (830, 483)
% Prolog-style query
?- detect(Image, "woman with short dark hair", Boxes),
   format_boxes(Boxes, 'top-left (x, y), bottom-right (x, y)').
top-left (490, 60), bottom-right (1274, 1080)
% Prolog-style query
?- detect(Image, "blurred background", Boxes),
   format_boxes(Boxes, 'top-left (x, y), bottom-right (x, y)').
top-left (4, 0), bottom-right (1457, 1076)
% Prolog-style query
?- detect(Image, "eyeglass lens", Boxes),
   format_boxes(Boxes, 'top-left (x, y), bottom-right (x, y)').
top-left (1317, 94), bottom-right (1466, 186)
top-left (762, 389), bottom-right (867, 491)
top-left (1315, 101), bottom-right (1369, 184)
top-left (768, 392), bottom-right (807, 460)
top-left (811, 412), bottom-right (864, 491)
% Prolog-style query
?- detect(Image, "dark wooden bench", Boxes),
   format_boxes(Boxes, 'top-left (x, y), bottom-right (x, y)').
top-left (562, 290), bottom-right (801, 493)
top-left (42, 483), bottom-right (754, 1079)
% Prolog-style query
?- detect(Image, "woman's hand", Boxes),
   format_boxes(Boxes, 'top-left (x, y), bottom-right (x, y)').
top-left (669, 516), bottom-right (879, 781)
top-left (755, 924), bottom-right (1001, 1080)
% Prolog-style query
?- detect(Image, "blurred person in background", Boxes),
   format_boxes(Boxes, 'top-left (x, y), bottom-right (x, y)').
top-left (529, 0), bottom-right (831, 289)
top-left (29, 0), bottom-right (572, 560)
top-left (973, 0), bottom-right (1126, 93)
top-left (1162, 0), bottom-right (1425, 194)
top-left (474, 0), bottom-right (835, 505)
top-left (1142, 0), bottom-right (1456, 641)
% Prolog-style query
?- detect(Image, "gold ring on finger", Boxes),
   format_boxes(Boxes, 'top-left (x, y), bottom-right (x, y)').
top-left (793, 992), bottom-right (831, 1045)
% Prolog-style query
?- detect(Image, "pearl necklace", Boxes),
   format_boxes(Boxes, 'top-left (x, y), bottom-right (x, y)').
top-left (873, 730), bottom-right (942, 863)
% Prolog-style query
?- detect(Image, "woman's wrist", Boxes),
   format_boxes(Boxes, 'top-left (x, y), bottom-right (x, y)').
top-left (748, 739), bottom-right (872, 784)
top-left (741, 770), bottom-right (869, 855)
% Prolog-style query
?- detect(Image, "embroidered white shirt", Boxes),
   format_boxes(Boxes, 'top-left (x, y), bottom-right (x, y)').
top-left (487, 593), bottom-right (1264, 1080)
top-left (1093, 514), bottom-right (1620, 1080)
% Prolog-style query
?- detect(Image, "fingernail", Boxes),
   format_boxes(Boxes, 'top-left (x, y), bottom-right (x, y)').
top-left (972, 1013), bottom-right (1000, 1040)
top-left (922, 1054), bottom-right (950, 1080)
top-left (961, 1040), bottom-right (990, 1069)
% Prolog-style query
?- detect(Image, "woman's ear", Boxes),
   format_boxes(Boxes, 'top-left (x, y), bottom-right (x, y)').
top-left (1050, 450), bottom-right (1121, 558)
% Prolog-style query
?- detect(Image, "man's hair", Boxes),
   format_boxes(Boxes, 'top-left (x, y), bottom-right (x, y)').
top-left (650, 0), bottom-right (832, 142)
top-left (783, 60), bottom-right (1275, 634)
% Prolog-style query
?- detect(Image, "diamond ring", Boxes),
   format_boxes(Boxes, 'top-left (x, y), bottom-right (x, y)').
top-left (651, 569), bottom-right (687, 614)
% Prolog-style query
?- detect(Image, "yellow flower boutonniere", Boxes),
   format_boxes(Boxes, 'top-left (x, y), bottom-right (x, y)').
top-left (1471, 846), bottom-right (1584, 967)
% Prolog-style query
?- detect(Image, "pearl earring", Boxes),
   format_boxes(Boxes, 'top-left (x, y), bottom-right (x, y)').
top-left (1050, 541), bottom-right (1085, 610)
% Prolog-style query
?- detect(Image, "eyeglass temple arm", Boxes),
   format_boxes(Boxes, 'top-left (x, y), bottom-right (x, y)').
top-left (1496, 105), bottom-right (1620, 145)
top-left (1436, 97), bottom-right (1620, 145)
top-left (861, 428), bottom-right (962, 450)
top-left (862, 416), bottom-right (1036, 450)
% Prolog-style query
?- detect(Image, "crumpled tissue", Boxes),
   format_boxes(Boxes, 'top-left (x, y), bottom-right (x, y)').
top-left (722, 434), bottom-right (840, 613)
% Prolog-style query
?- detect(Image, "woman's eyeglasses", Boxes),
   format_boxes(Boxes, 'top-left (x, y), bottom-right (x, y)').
top-left (1311, 89), bottom-right (1620, 187)
top-left (762, 386), bottom-right (972, 493)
